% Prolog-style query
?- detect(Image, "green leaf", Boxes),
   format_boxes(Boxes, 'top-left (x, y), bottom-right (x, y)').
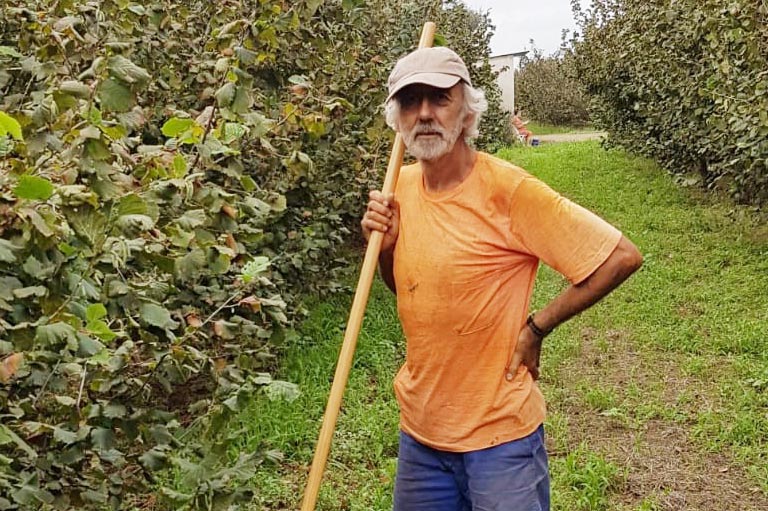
top-left (53, 427), bottom-right (79, 445)
top-left (67, 207), bottom-right (108, 247)
top-left (91, 427), bottom-right (115, 451)
top-left (12, 485), bottom-right (54, 506)
top-left (86, 303), bottom-right (107, 322)
top-left (115, 214), bottom-right (155, 233)
top-left (139, 448), bottom-right (168, 470)
top-left (54, 395), bottom-right (77, 406)
top-left (215, 82), bottom-right (236, 108)
top-left (22, 255), bottom-right (55, 280)
top-left (0, 46), bottom-right (22, 58)
top-left (264, 380), bottom-right (300, 402)
top-left (172, 153), bottom-right (187, 177)
top-left (59, 80), bottom-right (91, 98)
top-left (221, 122), bottom-right (247, 143)
top-left (0, 136), bottom-right (13, 157)
top-left (160, 487), bottom-right (194, 504)
top-left (86, 320), bottom-right (117, 342)
top-left (116, 193), bottom-right (149, 217)
top-left (175, 209), bottom-right (207, 230)
top-left (13, 286), bottom-right (48, 299)
top-left (288, 75), bottom-right (310, 86)
top-left (78, 334), bottom-right (106, 356)
top-left (0, 239), bottom-right (18, 263)
top-left (0, 424), bottom-right (36, 458)
top-left (97, 78), bottom-right (134, 112)
top-left (174, 249), bottom-right (207, 283)
top-left (161, 117), bottom-right (195, 137)
top-left (241, 256), bottom-right (270, 283)
top-left (103, 402), bottom-right (127, 418)
top-left (24, 208), bottom-right (55, 237)
top-left (107, 55), bottom-right (151, 85)
top-left (231, 85), bottom-right (252, 113)
top-left (35, 322), bottom-right (77, 347)
top-left (14, 175), bottom-right (54, 200)
top-left (0, 111), bottom-right (23, 140)
top-left (139, 303), bottom-right (179, 330)
top-left (149, 424), bottom-right (174, 445)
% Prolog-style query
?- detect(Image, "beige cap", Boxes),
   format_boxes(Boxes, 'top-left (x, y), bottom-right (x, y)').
top-left (386, 47), bottom-right (472, 102)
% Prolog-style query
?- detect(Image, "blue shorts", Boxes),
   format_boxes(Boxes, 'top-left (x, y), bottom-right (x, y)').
top-left (394, 424), bottom-right (550, 511)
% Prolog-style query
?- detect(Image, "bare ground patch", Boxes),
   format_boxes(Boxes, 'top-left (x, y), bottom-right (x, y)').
top-left (548, 325), bottom-right (768, 511)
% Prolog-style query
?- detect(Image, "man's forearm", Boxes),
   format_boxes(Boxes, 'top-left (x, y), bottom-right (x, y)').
top-left (379, 248), bottom-right (397, 294)
top-left (533, 236), bottom-right (642, 333)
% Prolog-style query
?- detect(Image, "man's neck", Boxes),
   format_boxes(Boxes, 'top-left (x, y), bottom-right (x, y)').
top-left (420, 139), bottom-right (478, 193)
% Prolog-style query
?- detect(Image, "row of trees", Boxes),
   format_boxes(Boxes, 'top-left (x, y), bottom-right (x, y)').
top-left (572, 0), bottom-right (768, 204)
top-left (515, 44), bottom-right (591, 127)
top-left (514, 0), bottom-right (767, 205)
top-left (0, 0), bottom-right (509, 508)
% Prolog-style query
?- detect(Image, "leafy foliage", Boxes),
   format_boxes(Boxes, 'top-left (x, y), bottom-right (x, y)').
top-left (515, 45), bottom-right (591, 127)
top-left (572, 0), bottom-right (768, 204)
top-left (0, 0), bottom-right (504, 508)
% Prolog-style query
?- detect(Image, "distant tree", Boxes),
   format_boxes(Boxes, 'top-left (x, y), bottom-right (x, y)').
top-left (515, 42), bottom-right (591, 126)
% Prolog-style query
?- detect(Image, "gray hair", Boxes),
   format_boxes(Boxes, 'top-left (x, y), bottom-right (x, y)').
top-left (384, 83), bottom-right (488, 141)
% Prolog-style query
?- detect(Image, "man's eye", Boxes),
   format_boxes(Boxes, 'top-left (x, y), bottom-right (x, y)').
top-left (433, 93), bottom-right (451, 104)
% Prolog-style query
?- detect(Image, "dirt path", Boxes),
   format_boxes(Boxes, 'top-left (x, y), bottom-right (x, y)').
top-left (549, 325), bottom-right (768, 510)
top-left (536, 132), bottom-right (607, 143)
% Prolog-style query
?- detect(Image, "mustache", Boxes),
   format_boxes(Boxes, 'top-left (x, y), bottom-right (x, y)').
top-left (413, 123), bottom-right (445, 138)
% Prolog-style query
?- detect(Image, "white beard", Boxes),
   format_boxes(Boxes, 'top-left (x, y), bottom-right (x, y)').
top-left (402, 119), bottom-right (464, 161)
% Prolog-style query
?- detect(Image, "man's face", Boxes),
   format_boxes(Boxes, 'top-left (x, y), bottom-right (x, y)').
top-left (395, 83), bottom-right (468, 161)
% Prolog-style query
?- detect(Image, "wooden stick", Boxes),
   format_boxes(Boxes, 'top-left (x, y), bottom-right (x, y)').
top-left (299, 21), bottom-right (436, 511)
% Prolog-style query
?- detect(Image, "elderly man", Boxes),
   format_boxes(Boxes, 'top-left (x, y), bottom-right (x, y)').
top-left (361, 47), bottom-right (642, 511)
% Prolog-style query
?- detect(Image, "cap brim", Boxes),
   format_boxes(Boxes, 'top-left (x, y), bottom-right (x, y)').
top-left (387, 73), bottom-right (462, 102)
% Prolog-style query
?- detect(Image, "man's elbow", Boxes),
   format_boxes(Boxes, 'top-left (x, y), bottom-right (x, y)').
top-left (616, 237), bottom-right (643, 278)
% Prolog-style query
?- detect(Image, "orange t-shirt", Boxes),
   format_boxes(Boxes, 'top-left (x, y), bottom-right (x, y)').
top-left (392, 152), bottom-right (621, 452)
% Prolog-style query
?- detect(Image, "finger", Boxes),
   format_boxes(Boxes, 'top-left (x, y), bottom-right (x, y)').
top-left (367, 200), bottom-right (393, 217)
top-left (361, 218), bottom-right (390, 233)
top-left (506, 352), bottom-right (522, 382)
top-left (369, 190), bottom-right (389, 207)
top-left (364, 211), bottom-right (392, 227)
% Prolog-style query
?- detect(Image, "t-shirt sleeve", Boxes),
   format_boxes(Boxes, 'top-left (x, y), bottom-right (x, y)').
top-left (509, 176), bottom-right (622, 284)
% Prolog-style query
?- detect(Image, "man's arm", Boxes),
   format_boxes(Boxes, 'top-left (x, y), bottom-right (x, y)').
top-left (379, 248), bottom-right (397, 294)
top-left (534, 235), bottom-right (642, 332)
top-left (508, 235), bottom-right (643, 380)
top-left (361, 190), bottom-right (400, 295)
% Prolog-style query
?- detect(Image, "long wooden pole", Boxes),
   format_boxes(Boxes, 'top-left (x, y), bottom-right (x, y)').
top-left (299, 21), bottom-right (436, 511)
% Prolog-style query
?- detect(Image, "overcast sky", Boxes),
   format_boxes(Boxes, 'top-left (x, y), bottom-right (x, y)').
top-left (460, 0), bottom-right (590, 57)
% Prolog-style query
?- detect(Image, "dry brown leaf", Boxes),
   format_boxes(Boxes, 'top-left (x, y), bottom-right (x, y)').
top-left (186, 313), bottom-right (202, 328)
top-left (238, 295), bottom-right (261, 312)
top-left (221, 204), bottom-right (237, 219)
top-left (0, 353), bottom-right (24, 383)
top-left (213, 319), bottom-right (225, 338)
top-left (225, 233), bottom-right (237, 252)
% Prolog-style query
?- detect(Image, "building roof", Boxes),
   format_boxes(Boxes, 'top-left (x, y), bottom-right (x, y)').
top-left (489, 51), bottom-right (529, 59)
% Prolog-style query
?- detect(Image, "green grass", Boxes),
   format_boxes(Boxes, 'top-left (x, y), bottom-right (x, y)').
top-left (526, 122), bottom-right (598, 135)
top-left (226, 141), bottom-right (767, 509)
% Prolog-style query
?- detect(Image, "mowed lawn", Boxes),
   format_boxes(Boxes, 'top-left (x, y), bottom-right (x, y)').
top-left (230, 141), bottom-right (767, 510)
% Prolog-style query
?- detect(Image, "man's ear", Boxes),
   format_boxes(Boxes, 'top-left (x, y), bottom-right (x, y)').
top-left (463, 111), bottom-right (475, 130)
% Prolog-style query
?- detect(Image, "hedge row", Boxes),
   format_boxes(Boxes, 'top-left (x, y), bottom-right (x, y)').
top-left (573, 0), bottom-right (768, 204)
top-left (0, 0), bottom-right (509, 508)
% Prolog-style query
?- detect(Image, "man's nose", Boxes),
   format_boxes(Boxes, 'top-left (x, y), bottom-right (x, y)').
top-left (417, 97), bottom-right (434, 120)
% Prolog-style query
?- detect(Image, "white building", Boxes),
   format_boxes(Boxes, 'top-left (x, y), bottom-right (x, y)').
top-left (489, 51), bottom-right (528, 114)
